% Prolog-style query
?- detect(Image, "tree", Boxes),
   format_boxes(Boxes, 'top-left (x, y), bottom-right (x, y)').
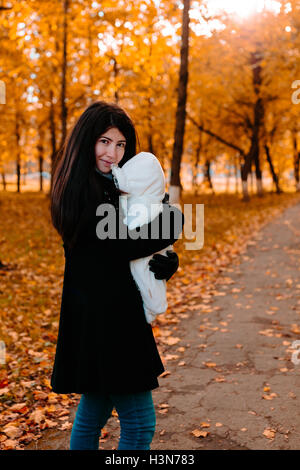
top-left (169, 0), bottom-right (190, 204)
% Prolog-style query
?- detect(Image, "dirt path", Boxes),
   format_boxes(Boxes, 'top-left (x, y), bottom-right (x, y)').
top-left (26, 201), bottom-right (300, 450)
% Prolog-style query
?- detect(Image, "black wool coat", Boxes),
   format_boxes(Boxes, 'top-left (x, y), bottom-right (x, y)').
top-left (50, 171), bottom-right (184, 395)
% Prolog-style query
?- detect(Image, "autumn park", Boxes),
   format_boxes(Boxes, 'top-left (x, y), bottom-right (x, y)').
top-left (1, 0), bottom-right (300, 454)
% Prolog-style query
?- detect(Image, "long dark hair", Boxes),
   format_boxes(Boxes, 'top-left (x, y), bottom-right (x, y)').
top-left (51, 101), bottom-right (137, 249)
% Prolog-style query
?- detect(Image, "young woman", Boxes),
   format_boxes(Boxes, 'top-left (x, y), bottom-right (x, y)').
top-left (50, 101), bottom-right (183, 450)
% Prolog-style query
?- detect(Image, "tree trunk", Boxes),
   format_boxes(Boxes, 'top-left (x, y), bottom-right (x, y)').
top-left (147, 91), bottom-right (154, 154)
top-left (204, 159), bottom-right (214, 193)
top-left (250, 168), bottom-right (254, 195)
top-left (292, 130), bottom-right (300, 192)
top-left (264, 144), bottom-right (281, 194)
top-left (252, 130), bottom-right (263, 197)
top-left (37, 127), bottom-right (45, 192)
top-left (1, 171), bottom-right (6, 190)
top-left (192, 130), bottom-right (202, 195)
top-left (60, 0), bottom-right (69, 149)
top-left (16, 160), bottom-right (21, 193)
top-left (15, 115), bottom-right (21, 193)
top-left (234, 153), bottom-right (239, 194)
top-left (49, 88), bottom-right (57, 196)
top-left (39, 156), bottom-right (43, 192)
top-left (296, 154), bottom-right (300, 192)
top-left (87, 20), bottom-right (94, 104)
top-left (240, 151), bottom-right (251, 201)
top-left (252, 50), bottom-right (264, 197)
top-left (113, 58), bottom-right (119, 104)
top-left (252, 94), bottom-right (264, 197)
top-left (241, 49), bottom-right (264, 201)
top-left (169, 0), bottom-right (190, 204)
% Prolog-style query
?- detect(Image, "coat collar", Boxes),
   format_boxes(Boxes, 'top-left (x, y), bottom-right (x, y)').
top-left (95, 166), bottom-right (113, 181)
top-left (94, 166), bottom-right (121, 203)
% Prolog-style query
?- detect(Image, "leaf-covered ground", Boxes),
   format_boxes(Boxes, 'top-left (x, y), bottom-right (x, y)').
top-left (1, 190), bottom-right (300, 449)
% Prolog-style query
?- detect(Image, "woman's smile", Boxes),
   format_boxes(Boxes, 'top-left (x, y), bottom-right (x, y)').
top-left (101, 159), bottom-right (113, 167)
top-left (95, 127), bottom-right (126, 173)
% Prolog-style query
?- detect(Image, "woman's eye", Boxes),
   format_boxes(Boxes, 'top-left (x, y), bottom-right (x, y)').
top-left (99, 139), bottom-right (125, 147)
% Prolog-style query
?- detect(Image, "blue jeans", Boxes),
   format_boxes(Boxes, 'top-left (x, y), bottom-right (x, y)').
top-left (70, 390), bottom-right (156, 450)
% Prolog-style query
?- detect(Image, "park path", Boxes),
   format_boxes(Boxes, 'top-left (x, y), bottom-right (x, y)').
top-left (26, 201), bottom-right (300, 450)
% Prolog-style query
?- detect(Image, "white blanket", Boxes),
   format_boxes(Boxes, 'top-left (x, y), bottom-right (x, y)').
top-left (111, 152), bottom-right (173, 323)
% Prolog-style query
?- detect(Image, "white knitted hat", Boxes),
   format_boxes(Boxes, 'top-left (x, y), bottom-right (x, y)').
top-left (111, 152), bottom-right (165, 202)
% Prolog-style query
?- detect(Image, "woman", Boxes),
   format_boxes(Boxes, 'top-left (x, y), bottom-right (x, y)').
top-left (50, 101), bottom-right (184, 450)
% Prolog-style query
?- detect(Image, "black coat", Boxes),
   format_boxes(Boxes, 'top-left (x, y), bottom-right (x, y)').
top-left (50, 172), bottom-right (184, 394)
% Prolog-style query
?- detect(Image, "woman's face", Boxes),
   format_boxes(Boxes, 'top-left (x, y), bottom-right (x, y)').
top-left (95, 127), bottom-right (126, 173)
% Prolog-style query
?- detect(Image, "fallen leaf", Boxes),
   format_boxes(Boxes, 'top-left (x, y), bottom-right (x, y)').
top-left (29, 408), bottom-right (45, 424)
top-left (160, 370), bottom-right (171, 378)
top-left (158, 408), bottom-right (168, 414)
top-left (200, 422), bottom-right (210, 428)
top-left (192, 429), bottom-right (209, 437)
top-left (192, 429), bottom-right (209, 438)
top-left (259, 329), bottom-right (274, 337)
top-left (291, 325), bottom-right (300, 335)
top-left (33, 391), bottom-right (48, 400)
top-left (164, 354), bottom-right (179, 361)
top-left (44, 419), bottom-right (57, 428)
top-left (9, 402), bottom-right (27, 412)
top-left (3, 424), bottom-right (23, 439)
top-left (203, 362), bottom-right (217, 368)
top-left (263, 428), bottom-right (276, 439)
top-left (160, 336), bottom-right (181, 346)
top-left (59, 421), bottom-right (72, 430)
top-left (2, 439), bottom-right (18, 450)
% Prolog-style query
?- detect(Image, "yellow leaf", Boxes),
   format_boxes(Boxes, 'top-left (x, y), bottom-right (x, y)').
top-left (263, 428), bottom-right (276, 439)
top-left (203, 362), bottom-right (217, 368)
top-left (192, 429), bottom-right (209, 438)
top-left (291, 324), bottom-right (300, 335)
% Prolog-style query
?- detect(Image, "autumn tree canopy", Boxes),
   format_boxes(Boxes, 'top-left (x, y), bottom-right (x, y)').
top-left (0, 0), bottom-right (299, 198)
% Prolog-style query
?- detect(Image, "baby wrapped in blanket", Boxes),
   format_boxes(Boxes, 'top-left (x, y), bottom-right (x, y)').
top-left (111, 152), bottom-right (173, 324)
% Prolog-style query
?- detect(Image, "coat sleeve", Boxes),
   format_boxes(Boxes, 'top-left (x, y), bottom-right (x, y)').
top-left (94, 203), bottom-right (184, 262)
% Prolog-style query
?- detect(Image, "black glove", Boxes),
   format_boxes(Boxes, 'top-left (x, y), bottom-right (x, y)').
top-left (148, 250), bottom-right (179, 281)
top-left (162, 192), bottom-right (169, 204)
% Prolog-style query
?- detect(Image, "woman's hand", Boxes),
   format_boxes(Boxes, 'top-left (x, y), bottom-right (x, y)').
top-left (148, 250), bottom-right (179, 281)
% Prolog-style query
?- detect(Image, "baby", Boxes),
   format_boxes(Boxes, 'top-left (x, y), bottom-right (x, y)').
top-left (111, 152), bottom-right (173, 324)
